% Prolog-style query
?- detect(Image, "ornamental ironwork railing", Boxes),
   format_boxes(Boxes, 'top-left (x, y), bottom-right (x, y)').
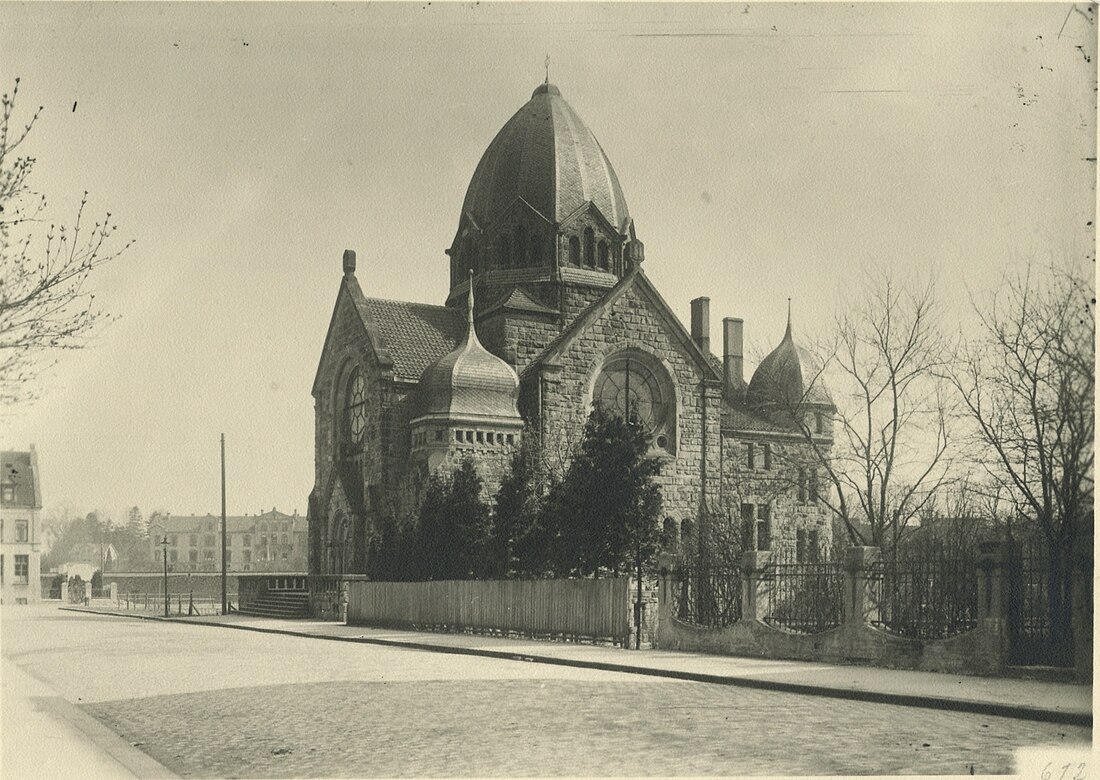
top-left (868, 543), bottom-right (978, 641)
top-left (671, 566), bottom-right (742, 628)
top-left (762, 553), bottom-right (844, 634)
top-left (1009, 535), bottom-right (1073, 667)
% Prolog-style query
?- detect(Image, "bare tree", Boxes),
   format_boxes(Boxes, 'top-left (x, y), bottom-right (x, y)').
top-left (949, 262), bottom-right (1094, 661)
top-left (0, 78), bottom-right (132, 405)
top-left (769, 272), bottom-right (956, 549)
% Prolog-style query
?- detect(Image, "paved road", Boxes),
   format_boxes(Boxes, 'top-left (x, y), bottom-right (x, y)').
top-left (1, 605), bottom-right (1089, 777)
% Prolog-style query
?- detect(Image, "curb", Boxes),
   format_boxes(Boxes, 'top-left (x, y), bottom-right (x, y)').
top-left (61, 607), bottom-right (1092, 728)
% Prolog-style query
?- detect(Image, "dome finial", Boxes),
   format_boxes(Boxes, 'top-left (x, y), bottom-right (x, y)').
top-left (467, 269), bottom-right (476, 332)
top-left (785, 298), bottom-right (792, 339)
top-left (544, 54), bottom-right (550, 84)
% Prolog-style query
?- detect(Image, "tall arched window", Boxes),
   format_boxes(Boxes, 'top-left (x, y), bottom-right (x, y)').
top-left (583, 227), bottom-right (595, 267)
top-left (344, 367), bottom-right (366, 450)
top-left (597, 241), bottom-right (609, 270)
top-left (568, 235), bottom-right (581, 266)
top-left (514, 224), bottom-right (527, 267)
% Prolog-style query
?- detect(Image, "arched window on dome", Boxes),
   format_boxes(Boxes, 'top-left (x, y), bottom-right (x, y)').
top-left (498, 234), bottom-right (511, 270)
top-left (514, 224), bottom-right (527, 268)
top-left (568, 235), bottom-right (581, 266)
top-left (597, 241), bottom-right (609, 270)
top-left (530, 232), bottom-right (544, 267)
top-left (583, 227), bottom-right (595, 267)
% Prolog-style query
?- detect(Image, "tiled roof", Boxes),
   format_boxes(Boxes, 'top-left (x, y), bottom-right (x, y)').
top-left (721, 404), bottom-right (793, 434)
top-left (362, 298), bottom-right (465, 383)
top-left (1, 450), bottom-right (39, 508)
top-left (154, 511), bottom-right (305, 535)
top-left (485, 286), bottom-right (559, 316)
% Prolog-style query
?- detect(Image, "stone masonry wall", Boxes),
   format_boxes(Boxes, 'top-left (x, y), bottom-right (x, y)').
top-left (537, 282), bottom-right (722, 525)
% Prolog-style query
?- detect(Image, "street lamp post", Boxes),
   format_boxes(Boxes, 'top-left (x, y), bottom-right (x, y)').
top-left (161, 535), bottom-right (169, 617)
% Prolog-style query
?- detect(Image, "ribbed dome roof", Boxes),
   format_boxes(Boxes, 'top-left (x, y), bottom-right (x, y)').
top-left (460, 83), bottom-right (630, 231)
top-left (747, 319), bottom-right (833, 409)
top-left (417, 285), bottom-right (521, 422)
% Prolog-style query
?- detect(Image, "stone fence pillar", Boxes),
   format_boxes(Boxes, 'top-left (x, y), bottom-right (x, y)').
top-left (60, 580), bottom-right (68, 603)
top-left (843, 547), bottom-right (880, 627)
top-left (975, 539), bottom-right (1013, 673)
top-left (741, 550), bottom-right (772, 622)
top-left (109, 582), bottom-right (118, 602)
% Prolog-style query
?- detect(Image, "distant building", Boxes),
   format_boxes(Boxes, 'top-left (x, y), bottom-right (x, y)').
top-left (58, 542), bottom-right (120, 581)
top-left (148, 509), bottom-right (307, 573)
top-left (1, 446), bottom-right (43, 604)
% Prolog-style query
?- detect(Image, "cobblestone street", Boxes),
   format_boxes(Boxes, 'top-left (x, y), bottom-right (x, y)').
top-left (2, 606), bottom-right (1090, 777)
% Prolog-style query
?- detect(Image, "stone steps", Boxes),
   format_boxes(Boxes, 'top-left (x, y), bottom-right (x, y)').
top-left (238, 591), bottom-right (309, 619)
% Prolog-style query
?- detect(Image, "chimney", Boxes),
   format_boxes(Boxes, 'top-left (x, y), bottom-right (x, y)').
top-left (690, 297), bottom-right (710, 354)
top-left (723, 317), bottom-right (745, 395)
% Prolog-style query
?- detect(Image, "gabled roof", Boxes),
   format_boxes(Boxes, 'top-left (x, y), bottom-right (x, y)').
top-left (363, 298), bottom-right (465, 383)
top-left (313, 274), bottom-right (466, 393)
top-left (1, 449), bottom-right (40, 509)
top-left (525, 268), bottom-right (722, 383)
top-left (482, 286), bottom-right (559, 318)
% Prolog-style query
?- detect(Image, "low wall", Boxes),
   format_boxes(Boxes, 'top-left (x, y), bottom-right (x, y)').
top-left (658, 545), bottom-right (1014, 676)
top-left (347, 578), bottom-right (632, 645)
top-left (105, 571), bottom-right (306, 601)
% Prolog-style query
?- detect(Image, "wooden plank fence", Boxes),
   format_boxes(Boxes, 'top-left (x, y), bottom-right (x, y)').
top-left (346, 578), bottom-right (632, 644)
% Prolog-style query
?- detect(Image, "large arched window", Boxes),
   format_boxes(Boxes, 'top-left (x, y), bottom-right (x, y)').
top-left (344, 366), bottom-right (366, 450)
top-left (597, 241), bottom-right (609, 270)
top-left (583, 227), bottom-right (595, 267)
top-left (568, 235), bottom-right (581, 266)
top-left (592, 351), bottom-right (677, 455)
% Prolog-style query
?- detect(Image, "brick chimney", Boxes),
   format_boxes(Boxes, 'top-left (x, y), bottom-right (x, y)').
top-left (690, 297), bottom-right (710, 354)
top-left (723, 317), bottom-right (745, 396)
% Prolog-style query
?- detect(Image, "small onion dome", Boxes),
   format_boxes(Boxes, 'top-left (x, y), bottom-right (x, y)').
top-left (416, 282), bottom-right (521, 423)
top-left (747, 318), bottom-right (833, 410)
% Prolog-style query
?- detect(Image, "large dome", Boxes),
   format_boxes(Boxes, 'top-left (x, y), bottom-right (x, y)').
top-left (460, 83), bottom-right (630, 232)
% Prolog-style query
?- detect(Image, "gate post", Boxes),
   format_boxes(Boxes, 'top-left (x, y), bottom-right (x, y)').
top-left (741, 550), bottom-right (772, 622)
top-left (842, 547), bottom-right (879, 628)
top-left (976, 539), bottom-right (1012, 673)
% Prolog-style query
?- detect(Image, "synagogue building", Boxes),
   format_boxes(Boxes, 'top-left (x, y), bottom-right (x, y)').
top-left (310, 83), bottom-right (834, 575)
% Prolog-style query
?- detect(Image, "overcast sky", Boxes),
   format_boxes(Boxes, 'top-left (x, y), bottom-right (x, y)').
top-left (1, 2), bottom-right (1094, 522)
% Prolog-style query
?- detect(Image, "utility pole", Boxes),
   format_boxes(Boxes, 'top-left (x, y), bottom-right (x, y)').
top-left (161, 535), bottom-right (169, 618)
top-left (221, 433), bottom-right (228, 615)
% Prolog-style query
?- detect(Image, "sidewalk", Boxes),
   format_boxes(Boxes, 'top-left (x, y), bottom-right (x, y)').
top-left (1, 655), bottom-right (175, 779)
top-left (64, 606), bottom-right (1092, 727)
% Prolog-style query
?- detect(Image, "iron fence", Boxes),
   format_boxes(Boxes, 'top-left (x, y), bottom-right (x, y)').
top-left (671, 566), bottom-right (742, 627)
top-left (869, 544), bottom-right (978, 641)
top-left (763, 553), bottom-right (844, 634)
top-left (1009, 536), bottom-right (1073, 667)
top-left (116, 592), bottom-right (237, 616)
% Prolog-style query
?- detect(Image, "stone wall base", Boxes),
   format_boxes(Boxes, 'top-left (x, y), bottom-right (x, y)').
top-left (659, 615), bottom-right (1008, 676)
